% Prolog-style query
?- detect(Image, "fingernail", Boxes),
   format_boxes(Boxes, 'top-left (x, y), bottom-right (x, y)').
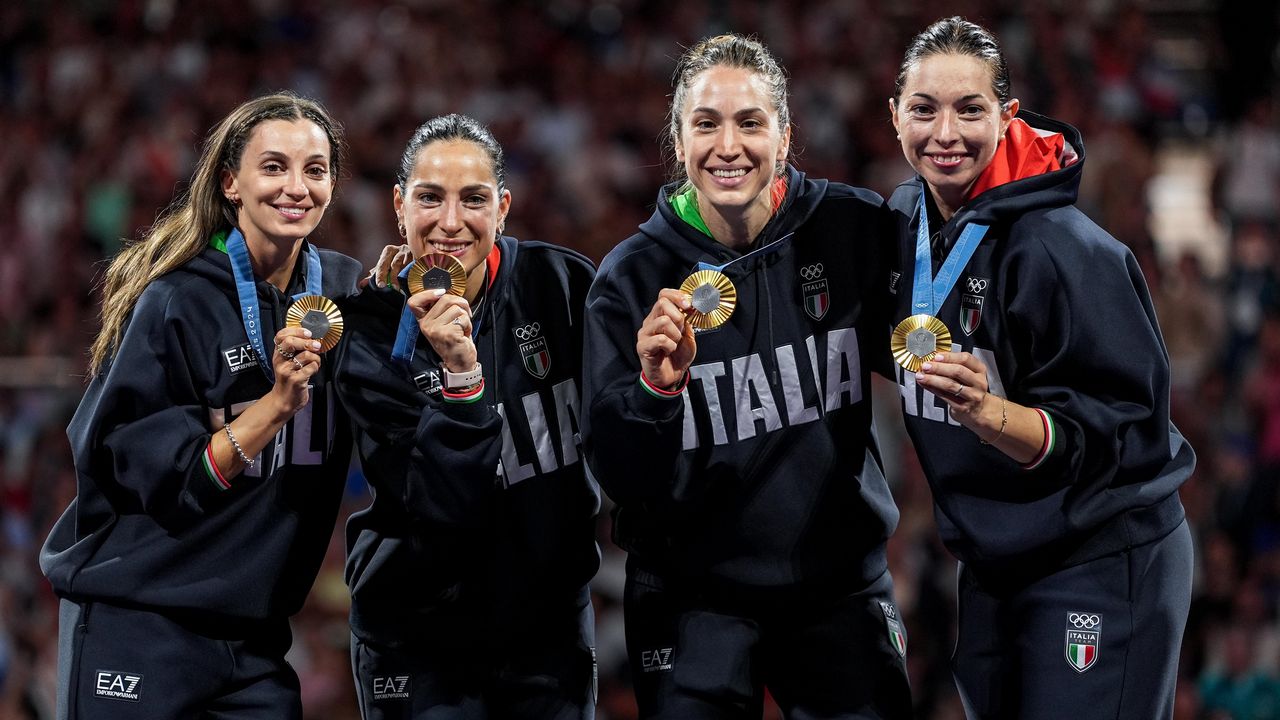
top-left (433, 289), bottom-right (446, 297)
top-left (311, 341), bottom-right (322, 350)
top-left (681, 296), bottom-right (692, 309)
top-left (302, 329), bottom-right (313, 338)
top-left (916, 372), bottom-right (926, 381)
top-left (934, 353), bottom-right (944, 360)
top-left (921, 362), bottom-right (932, 371)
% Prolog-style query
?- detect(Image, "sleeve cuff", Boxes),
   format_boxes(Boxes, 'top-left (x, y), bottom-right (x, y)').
top-left (1021, 408), bottom-right (1057, 471)
top-left (639, 371), bottom-right (689, 398)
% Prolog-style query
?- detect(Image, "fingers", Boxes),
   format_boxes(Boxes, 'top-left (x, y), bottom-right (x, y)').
top-left (406, 288), bottom-right (449, 317)
top-left (916, 351), bottom-right (988, 409)
top-left (641, 289), bottom-right (692, 343)
top-left (371, 243), bottom-right (414, 288)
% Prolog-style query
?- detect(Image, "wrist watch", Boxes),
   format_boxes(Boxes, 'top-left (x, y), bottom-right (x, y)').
top-left (442, 363), bottom-right (483, 390)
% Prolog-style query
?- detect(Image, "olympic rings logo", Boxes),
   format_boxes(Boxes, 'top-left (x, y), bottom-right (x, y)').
top-left (1068, 613), bottom-right (1100, 628)
top-left (967, 277), bottom-right (989, 293)
top-left (513, 323), bottom-right (541, 341)
top-left (800, 263), bottom-right (824, 280)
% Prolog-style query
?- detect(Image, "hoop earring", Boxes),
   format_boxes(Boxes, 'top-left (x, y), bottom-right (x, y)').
top-left (397, 219), bottom-right (406, 238)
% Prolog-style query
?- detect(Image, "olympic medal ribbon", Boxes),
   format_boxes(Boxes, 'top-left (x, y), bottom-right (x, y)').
top-left (680, 231), bottom-right (795, 329)
top-left (226, 228), bottom-right (323, 382)
top-left (892, 184), bottom-right (989, 371)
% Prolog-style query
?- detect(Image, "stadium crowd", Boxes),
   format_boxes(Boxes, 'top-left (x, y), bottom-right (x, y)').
top-left (0, 1), bottom-right (1275, 717)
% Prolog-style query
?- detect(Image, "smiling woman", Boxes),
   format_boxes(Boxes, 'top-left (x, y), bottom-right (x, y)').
top-left (581, 34), bottom-right (912, 719)
top-left (333, 114), bottom-right (600, 719)
top-left (884, 17), bottom-right (1195, 720)
top-left (41, 92), bottom-right (363, 720)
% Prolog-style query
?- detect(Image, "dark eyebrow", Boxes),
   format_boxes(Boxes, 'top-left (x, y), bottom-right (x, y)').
top-left (410, 182), bottom-right (492, 194)
top-left (689, 106), bottom-right (768, 118)
top-left (256, 150), bottom-right (329, 163)
top-left (908, 92), bottom-right (989, 104)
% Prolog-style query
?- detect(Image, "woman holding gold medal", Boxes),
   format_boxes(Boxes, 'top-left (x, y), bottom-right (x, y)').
top-left (582, 34), bottom-right (911, 719)
top-left (333, 114), bottom-right (599, 719)
top-left (41, 93), bottom-right (361, 719)
top-left (887, 17), bottom-right (1194, 719)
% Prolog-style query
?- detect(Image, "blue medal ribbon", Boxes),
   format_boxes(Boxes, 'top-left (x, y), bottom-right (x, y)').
top-left (692, 230), bottom-right (795, 274)
top-left (910, 185), bottom-right (988, 317)
top-left (225, 228), bottom-right (323, 382)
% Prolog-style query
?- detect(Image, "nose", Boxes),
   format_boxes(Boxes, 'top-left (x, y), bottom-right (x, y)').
top-left (439, 199), bottom-right (464, 235)
top-left (935, 109), bottom-right (959, 146)
top-left (716, 125), bottom-right (741, 157)
top-left (283, 169), bottom-right (308, 199)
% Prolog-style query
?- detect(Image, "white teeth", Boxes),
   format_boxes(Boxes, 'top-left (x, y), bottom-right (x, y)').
top-left (712, 168), bottom-right (747, 178)
top-left (931, 156), bottom-right (963, 166)
top-left (278, 207), bottom-right (306, 218)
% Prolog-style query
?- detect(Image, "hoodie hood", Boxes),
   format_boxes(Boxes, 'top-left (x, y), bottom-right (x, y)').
top-left (895, 110), bottom-right (1085, 231)
top-left (639, 164), bottom-right (829, 276)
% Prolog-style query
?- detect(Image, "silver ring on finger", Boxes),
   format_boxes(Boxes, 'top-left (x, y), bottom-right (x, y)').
top-left (451, 316), bottom-right (465, 326)
top-left (278, 347), bottom-right (295, 359)
top-left (292, 357), bottom-right (304, 371)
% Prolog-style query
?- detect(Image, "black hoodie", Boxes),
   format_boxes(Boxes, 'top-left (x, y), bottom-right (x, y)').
top-left (41, 242), bottom-right (361, 624)
top-left (582, 165), bottom-right (898, 589)
top-left (335, 235), bottom-right (600, 647)
top-left (887, 110), bottom-right (1193, 577)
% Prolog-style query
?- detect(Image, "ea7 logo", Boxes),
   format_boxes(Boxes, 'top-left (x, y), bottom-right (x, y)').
top-left (94, 670), bottom-right (142, 702)
top-left (641, 647), bottom-right (673, 673)
top-left (223, 342), bottom-right (260, 374)
top-left (372, 675), bottom-right (411, 700)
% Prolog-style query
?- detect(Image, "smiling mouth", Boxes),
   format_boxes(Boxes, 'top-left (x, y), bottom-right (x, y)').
top-left (276, 206), bottom-right (308, 219)
top-left (429, 240), bottom-right (472, 254)
top-left (928, 154), bottom-right (967, 168)
top-left (711, 168), bottom-right (748, 178)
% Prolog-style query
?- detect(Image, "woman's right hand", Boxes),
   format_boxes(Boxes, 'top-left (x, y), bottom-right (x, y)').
top-left (408, 289), bottom-right (478, 372)
top-left (360, 243), bottom-right (414, 289)
top-left (636, 288), bottom-right (697, 388)
top-left (269, 327), bottom-right (323, 419)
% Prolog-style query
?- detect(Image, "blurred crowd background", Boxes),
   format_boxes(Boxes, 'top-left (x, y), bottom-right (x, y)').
top-left (0, 0), bottom-right (1275, 717)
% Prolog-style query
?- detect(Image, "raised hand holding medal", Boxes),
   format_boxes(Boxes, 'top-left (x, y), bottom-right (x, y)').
top-left (891, 187), bottom-right (989, 372)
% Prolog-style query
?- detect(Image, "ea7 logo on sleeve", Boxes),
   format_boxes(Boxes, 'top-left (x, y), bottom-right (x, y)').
top-left (223, 342), bottom-right (260, 374)
top-left (94, 670), bottom-right (142, 702)
top-left (372, 675), bottom-right (410, 700)
top-left (641, 647), bottom-right (673, 673)
top-left (1065, 612), bottom-right (1101, 673)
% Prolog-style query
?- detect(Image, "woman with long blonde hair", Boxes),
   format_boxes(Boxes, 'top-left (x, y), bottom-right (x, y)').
top-left (41, 92), bottom-right (362, 719)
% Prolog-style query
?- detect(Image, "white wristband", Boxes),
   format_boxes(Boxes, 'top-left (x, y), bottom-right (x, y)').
top-left (443, 363), bottom-right (483, 390)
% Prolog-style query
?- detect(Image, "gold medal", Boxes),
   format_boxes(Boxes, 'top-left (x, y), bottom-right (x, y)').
top-left (891, 313), bottom-right (951, 372)
top-left (679, 269), bottom-right (737, 330)
top-left (286, 295), bottom-right (344, 352)
top-left (407, 253), bottom-right (467, 297)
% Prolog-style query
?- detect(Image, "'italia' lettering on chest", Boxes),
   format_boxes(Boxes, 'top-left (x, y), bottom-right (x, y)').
top-left (679, 327), bottom-right (864, 450)
top-left (208, 384), bottom-right (336, 476)
top-left (496, 378), bottom-right (582, 487)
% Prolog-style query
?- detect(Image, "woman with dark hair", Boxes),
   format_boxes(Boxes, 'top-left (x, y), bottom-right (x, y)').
top-left (41, 92), bottom-right (361, 719)
top-left (335, 114), bottom-right (599, 719)
top-left (887, 16), bottom-right (1194, 719)
top-left (582, 34), bottom-right (911, 719)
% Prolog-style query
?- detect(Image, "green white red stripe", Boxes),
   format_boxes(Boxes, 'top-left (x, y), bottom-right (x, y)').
top-left (202, 443), bottom-right (230, 490)
top-left (1022, 408), bottom-right (1055, 470)
top-left (639, 371), bottom-right (688, 399)
top-left (442, 379), bottom-right (485, 404)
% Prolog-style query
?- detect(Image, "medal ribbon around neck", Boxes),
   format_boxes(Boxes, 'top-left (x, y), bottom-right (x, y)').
top-left (682, 231), bottom-right (795, 329)
top-left (226, 227), bottom-right (323, 382)
top-left (892, 187), bottom-right (989, 371)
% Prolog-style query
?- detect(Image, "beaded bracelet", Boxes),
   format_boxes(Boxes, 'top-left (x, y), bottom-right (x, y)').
top-left (980, 395), bottom-right (1007, 445)
top-left (224, 422), bottom-right (255, 467)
